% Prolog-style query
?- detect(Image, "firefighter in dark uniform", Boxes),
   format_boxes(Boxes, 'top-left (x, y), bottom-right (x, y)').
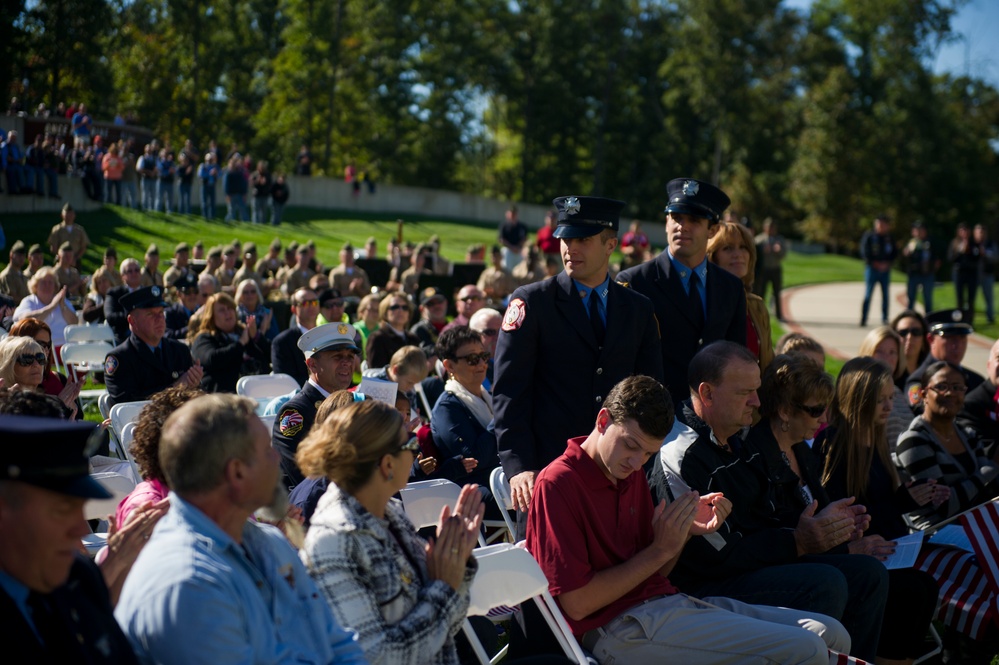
top-left (272, 321), bottom-right (361, 489)
top-left (493, 195), bottom-right (663, 535)
top-left (905, 308), bottom-right (985, 414)
top-left (103, 286), bottom-right (203, 406)
top-left (0, 416), bottom-right (140, 664)
top-left (617, 178), bottom-right (747, 405)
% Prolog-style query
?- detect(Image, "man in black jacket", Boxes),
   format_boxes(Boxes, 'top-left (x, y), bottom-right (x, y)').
top-left (104, 258), bottom-right (145, 344)
top-left (270, 287), bottom-right (320, 386)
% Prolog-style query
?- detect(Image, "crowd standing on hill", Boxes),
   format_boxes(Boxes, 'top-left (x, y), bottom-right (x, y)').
top-left (5, 171), bottom-right (999, 664)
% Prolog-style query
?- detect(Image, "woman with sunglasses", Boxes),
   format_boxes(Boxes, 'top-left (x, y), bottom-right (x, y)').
top-left (817, 357), bottom-right (941, 665)
top-left (430, 326), bottom-right (501, 518)
top-left (890, 310), bottom-right (929, 387)
top-left (8, 317), bottom-right (82, 418)
top-left (365, 291), bottom-right (420, 370)
top-left (235, 278), bottom-right (278, 342)
top-left (0, 335), bottom-right (77, 418)
top-left (298, 399), bottom-right (485, 665)
top-left (895, 360), bottom-right (999, 529)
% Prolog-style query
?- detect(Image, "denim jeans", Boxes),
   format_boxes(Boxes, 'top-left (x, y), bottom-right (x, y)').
top-left (202, 188), bottom-right (216, 219)
top-left (252, 195), bottom-right (268, 223)
top-left (105, 179), bottom-right (122, 205)
top-left (226, 194), bottom-right (247, 222)
top-left (122, 180), bottom-right (137, 208)
top-left (861, 266), bottom-right (891, 324)
top-left (270, 202), bottom-right (284, 225)
top-left (982, 274), bottom-right (995, 322)
top-left (178, 183), bottom-right (192, 214)
top-left (906, 273), bottom-right (934, 312)
top-left (141, 178), bottom-right (157, 210)
top-left (157, 180), bottom-right (174, 213)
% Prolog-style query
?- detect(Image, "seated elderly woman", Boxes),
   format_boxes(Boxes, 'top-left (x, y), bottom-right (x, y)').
top-left (115, 385), bottom-right (205, 529)
top-left (191, 292), bottom-right (270, 392)
top-left (858, 326), bottom-right (914, 453)
top-left (0, 334), bottom-right (76, 418)
top-left (9, 317), bottom-right (81, 417)
top-left (816, 357), bottom-right (941, 665)
top-left (236, 278), bottom-right (278, 342)
top-left (706, 221), bottom-right (774, 370)
top-left (12, 266), bottom-right (79, 354)
top-left (895, 360), bottom-right (999, 529)
top-left (430, 326), bottom-right (501, 518)
top-left (298, 399), bottom-right (484, 665)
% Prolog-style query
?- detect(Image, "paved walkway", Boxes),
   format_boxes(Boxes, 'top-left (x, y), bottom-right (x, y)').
top-left (780, 282), bottom-right (994, 372)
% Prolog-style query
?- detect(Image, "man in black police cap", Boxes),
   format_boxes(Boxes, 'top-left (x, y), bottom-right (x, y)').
top-left (905, 308), bottom-right (985, 414)
top-left (617, 178), bottom-right (746, 406)
top-left (493, 195), bottom-right (663, 535)
top-left (273, 321), bottom-right (361, 488)
top-left (164, 272), bottom-right (201, 340)
top-left (104, 285), bottom-right (203, 406)
top-left (0, 417), bottom-right (138, 663)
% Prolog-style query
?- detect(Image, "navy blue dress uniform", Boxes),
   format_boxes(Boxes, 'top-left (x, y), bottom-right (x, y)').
top-left (493, 196), bottom-right (664, 481)
top-left (617, 178), bottom-right (746, 404)
top-left (905, 309), bottom-right (985, 414)
top-left (164, 272), bottom-right (198, 340)
top-left (0, 417), bottom-right (138, 664)
top-left (272, 322), bottom-right (360, 489)
top-left (104, 286), bottom-right (194, 406)
top-left (103, 284), bottom-right (133, 345)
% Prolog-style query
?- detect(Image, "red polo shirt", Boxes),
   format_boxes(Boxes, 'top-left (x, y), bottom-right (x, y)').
top-left (526, 437), bottom-right (677, 637)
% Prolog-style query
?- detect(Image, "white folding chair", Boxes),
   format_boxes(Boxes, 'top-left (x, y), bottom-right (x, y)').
top-left (98, 392), bottom-right (112, 420)
top-left (489, 467), bottom-right (517, 540)
top-left (399, 479), bottom-right (486, 547)
top-left (236, 373), bottom-right (300, 399)
top-left (60, 341), bottom-right (114, 408)
top-left (63, 323), bottom-right (115, 344)
top-left (85, 471), bottom-right (138, 522)
top-left (463, 543), bottom-right (593, 665)
top-left (258, 413), bottom-right (276, 433)
top-left (109, 400), bottom-right (150, 440)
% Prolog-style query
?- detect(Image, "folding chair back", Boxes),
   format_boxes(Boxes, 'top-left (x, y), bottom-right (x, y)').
top-left (236, 373), bottom-right (300, 399)
top-left (98, 392), bottom-right (112, 420)
top-left (399, 479), bottom-right (486, 547)
top-left (85, 471), bottom-right (138, 521)
top-left (63, 323), bottom-right (115, 344)
top-left (109, 400), bottom-right (150, 440)
top-left (489, 467), bottom-right (517, 538)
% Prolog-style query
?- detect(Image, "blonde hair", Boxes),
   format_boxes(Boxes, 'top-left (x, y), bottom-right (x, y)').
top-left (379, 291), bottom-right (413, 322)
top-left (706, 222), bottom-right (757, 290)
top-left (389, 345), bottom-right (429, 382)
top-left (821, 357), bottom-right (898, 499)
top-left (775, 332), bottom-right (824, 358)
top-left (314, 390), bottom-right (359, 426)
top-left (0, 336), bottom-right (44, 386)
top-left (295, 400), bottom-right (404, 494)
top-left (858, 326), bottom-right (905, 380)
top-left (28, 266), bottom-right (59, 295)
top-left (234, 278), bottom-right (262, 305)
top-left (90, 266), bottom-right (112, 296)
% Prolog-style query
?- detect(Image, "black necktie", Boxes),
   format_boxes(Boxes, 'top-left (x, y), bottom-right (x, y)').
top-left (589, 289), bottom-right (605, 346)
top-left (688, 271), bottom-right (704, 326)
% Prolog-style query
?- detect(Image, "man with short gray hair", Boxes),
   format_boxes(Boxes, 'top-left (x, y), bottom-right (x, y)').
top-left (115, 394), bottom-right (365, 665)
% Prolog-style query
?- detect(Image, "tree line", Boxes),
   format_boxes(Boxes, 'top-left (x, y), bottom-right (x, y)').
top-left (5, 0), bottom-right (998, 249)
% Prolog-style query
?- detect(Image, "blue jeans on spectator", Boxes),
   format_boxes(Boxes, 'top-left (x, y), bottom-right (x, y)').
top-left (982, 273), bottom-right (995, 322)
top-left (105, 179), bottom-right (122, 205)
top-left (141, 178), bottom-right (157, 210)
top-left (5, 165), bottom-right (25, 194)
top-left (271, 202), bottom-right (284, 225)
top-left (953, 268), bottom-right (978, 314)
top-left (157, 180), bottom-right (174, 213)
top-left (226, 194), bottom-right (247, 222)
top-left (906, 273), bottom-right (934, 313)
top-left (862, 266), bottom-right (891, 324)
top-left (178, 182), bottom-right (192, 214)
top-left (202, 188), bottom-right (216, 219)
top-left (122, 179), bottom-right (137, 208)
top-left (252, 195), bottom-right (268, 224)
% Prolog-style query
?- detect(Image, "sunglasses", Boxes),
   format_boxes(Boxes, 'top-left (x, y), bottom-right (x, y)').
top-left (399, 435), bottom-right (421, 453)
top-left (16, 353), bottom-right (47, 367)
top-left (298, 299), bottom-right (319, 307)
top-left (181, 287), bottom-right (199, 295)
top-left (460, 295), bottom-right (484, 302)
top-left (477, 328), bottom-right (499, 337)
top-left (35, 339), bottom-right (51, 350)
top-left (323, 299), bottom-right (345, 308)
top-left (455, 351), bottom-right (491, 366)
top-left (796, 403), bottom-right (827, 418)
top-left (387, 304), bottom-right (408, 311)
top-left (896, 327), bottom-right (924, 337)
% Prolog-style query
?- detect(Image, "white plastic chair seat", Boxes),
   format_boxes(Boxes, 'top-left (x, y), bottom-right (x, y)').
top-left (63, 323), bottom-right (115, 344)
top-left (237, 373), bottom-right (300, 399)
top-left (82, 532), bottom-right (108, 556)
top-left (85, 471), bottom-right (138, 521)
top-left (109, 400), bottom-right (150, 440)
top-left (399, 479), bottom-right (486, 547)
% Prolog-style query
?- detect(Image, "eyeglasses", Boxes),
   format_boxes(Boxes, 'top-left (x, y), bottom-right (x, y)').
top-left (123, 268), bottom-right (141, 274)
top-left (399, 435), bottom-right (421, 453)
top-left (928, 383), bottom-right (967, 395)
top-left (454, 351), bottom-right (491, 366)
top-left (15, 353), bottom-right (47, 367)
top-left (298, 299), bottom-right (319, 307)
top-left (460, 295), bottom-right (484, 303)
top-left (181, 287), bottom-right (199, 295)
top-left (896, 327), bottom-right (924, 337)
top-left (795, 403), bottom-right (827, 418)
top-left (323, 299), bottom-right (345, 308)
top-left (477, 328), bottom-right (499, 337)
top-left (387, 304), bottom-right (408, 311)
top-left (34, 339), bottom-right (51, 350)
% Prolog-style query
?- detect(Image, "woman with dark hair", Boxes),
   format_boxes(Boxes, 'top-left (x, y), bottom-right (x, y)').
top-left (365, 291), bottom-right (419, 369)
top-left (191, 293), bottom-right (270, 392)
top-left (895, 360), bottom-right (999, 529)
top-left (706, 221), bottom-right (774, 370)
top-left (817, 357), bottom-right (941, 665)
top-left (431, 326), bottom-right (500, 517)
top-left (890, 309), bottom-right (929, 387)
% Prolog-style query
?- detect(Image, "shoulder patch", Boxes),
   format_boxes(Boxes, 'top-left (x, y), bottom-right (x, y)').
top-left (279, 409), bottom-right (304, 437)
top-left (907, 383), bottom-right (922, 407)
top-left (502, 298), bottom-right (526, 332)
top-left (104, 355), bottom-right (118, 376)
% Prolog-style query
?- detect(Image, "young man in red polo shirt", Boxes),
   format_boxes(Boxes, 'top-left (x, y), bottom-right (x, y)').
top-left (526, 375), bottom-right (849, 664)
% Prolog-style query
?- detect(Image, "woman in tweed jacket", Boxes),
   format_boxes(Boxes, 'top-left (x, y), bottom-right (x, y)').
top-left (297, 399), bottom-right (484, 665)
top-left (894, 360), bottom-right (999, 529)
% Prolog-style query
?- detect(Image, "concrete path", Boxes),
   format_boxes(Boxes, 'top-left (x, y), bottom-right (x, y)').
top-left (780, 282), bottom-right (994, 373)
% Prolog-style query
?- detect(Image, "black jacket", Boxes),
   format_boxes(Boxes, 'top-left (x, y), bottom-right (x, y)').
top-left (191, 330), bottom-right (270, 393)
top-left (271, 327), bottom-right (308, 386)
top-left (104, 334), bottom-right (193, 406)
top-left (272, 382), bottom-right (325, 489)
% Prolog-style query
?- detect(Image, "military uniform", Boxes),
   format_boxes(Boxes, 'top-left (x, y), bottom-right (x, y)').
top-left (140, 266), bottom-right (163, 288)
top-left (104, 333), bottom-right (194, 406)
top-left (47, 222), bottom-right (89, 260)
top-left (0, 264), bottom-right (29, 303)
top-left (494, 197), bottom-right (664, 482)
top-left (329, 264), bottom-right (371, 298)
top-left (905, 309), bottom-right (986, 414)
top-left (272, 381), bottom-right (327, 489)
